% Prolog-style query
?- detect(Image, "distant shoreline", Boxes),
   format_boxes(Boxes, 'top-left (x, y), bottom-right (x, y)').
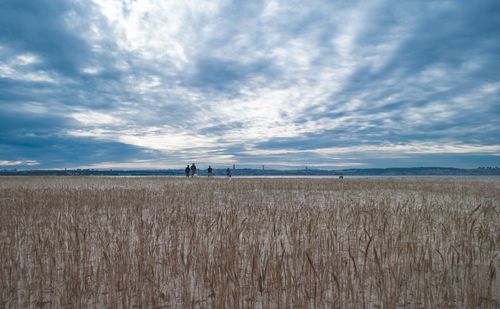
top-left (1, 167), bottom-right (499, 177)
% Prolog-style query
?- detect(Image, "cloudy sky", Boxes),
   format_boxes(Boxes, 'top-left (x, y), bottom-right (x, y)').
top-left (1, 0), bottom-right (499, 169)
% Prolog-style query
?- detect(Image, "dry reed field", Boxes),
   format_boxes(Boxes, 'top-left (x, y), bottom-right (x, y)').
top-left (1, 176), bottom-right (499, 308)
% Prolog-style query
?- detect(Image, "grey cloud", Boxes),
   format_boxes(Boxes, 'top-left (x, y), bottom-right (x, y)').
top-left (0, 107), bottom-right (160, 167)
top-left (184, 57), bottom-right (278, 93)
top-left (296, 1), bottom-right (500, 152)
top-left (198, 122), bottom-right (244, 135)
top-left (0, 0), bottom-right (92, 76)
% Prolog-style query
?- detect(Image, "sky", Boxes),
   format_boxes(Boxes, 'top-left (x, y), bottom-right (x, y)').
top-left (1, 0), bottom-right (499, 170)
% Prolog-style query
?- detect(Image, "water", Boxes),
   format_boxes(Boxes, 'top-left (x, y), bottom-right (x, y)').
top-left (104, 175), bottom-right (500, 180)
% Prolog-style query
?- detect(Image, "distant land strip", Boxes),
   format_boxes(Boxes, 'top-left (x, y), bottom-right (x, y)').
top-left (1, 167), bottom-right (499, 176)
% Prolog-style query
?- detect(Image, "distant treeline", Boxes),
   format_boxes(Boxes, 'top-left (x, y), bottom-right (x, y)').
top-left (1, 167), bottom-right (499, 176)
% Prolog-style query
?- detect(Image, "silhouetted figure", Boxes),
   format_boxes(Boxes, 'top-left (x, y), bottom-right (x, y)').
top-left (190, 163), bottom-right (197, 177)
top-left (339, 175), bottom-right (344, 179)
top-left (226, 168), bottom-right (231, 178)
top-left (207, 165), bottom-right (213, 177)
top-left (185, 165), bottom-right (190, 177)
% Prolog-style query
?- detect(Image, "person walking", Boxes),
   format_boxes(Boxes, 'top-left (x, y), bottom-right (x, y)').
top-left (226, 167), bottom-right (231, 178)
top-left (207, 165), bottom-right (213, 177)
top-left (185, 165), bottom-right (190, 177)
top-left (190, 163), bottom-right (197, 177)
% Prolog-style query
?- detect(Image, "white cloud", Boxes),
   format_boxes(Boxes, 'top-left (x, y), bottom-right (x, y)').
top-left (71, 110), bottom-right (125, 126)
top-left (16, 53), bottom-right (40, 65)
top-left (82, 66), bottom-right (102, 75)
top-left (67, 126), bottom-right (223, 152)
top-left (0, 63), bottom-right (57, 83)
top-left (91, 0), bottom-right (221, 69)
top-left (315, 143), bottom-right (500, 155)
top-left (75, 160), bottom-right (177, 169)
top-left (0, 160), bottom-right (39, 166)
top-left (117, 131), bottom-right (220, 152)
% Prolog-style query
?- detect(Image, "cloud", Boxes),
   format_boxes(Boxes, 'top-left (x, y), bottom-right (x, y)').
top-left (0, 160), bottom-right (39, 166)
top-left (185, 57), bottom-right (277, 93)
top-left (1, 0), bottom-right (499, 169)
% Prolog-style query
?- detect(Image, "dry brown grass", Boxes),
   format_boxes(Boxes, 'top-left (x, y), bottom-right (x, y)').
top-left (0, 176), bottom-right (499, 308)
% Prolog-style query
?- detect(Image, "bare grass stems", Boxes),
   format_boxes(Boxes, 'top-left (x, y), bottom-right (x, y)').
top-left (0, 177), bottom-right (499, 308)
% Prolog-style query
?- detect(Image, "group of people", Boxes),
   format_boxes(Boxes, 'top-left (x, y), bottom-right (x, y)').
top-left (185, 163), bottom-right (232, 178)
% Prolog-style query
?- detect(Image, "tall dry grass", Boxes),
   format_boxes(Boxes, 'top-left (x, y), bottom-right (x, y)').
top-left (0, 176), bottom-right (499, 308)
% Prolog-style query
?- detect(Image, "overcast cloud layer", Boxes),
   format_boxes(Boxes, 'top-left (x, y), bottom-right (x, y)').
top-left (1, 0), bottom-right (499, 169)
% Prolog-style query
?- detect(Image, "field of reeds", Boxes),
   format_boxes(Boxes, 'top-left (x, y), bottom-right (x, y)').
top-left (0, 176), bottom-right (499, 308)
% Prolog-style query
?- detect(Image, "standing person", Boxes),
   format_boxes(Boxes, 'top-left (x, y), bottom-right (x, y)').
top-left (207, 165), bottom-right (213, 177)
top-left (185, 165), bottom-right (190, 177)
top-left (190, 163), bottom-right (197, 177)
top-left (226, 167), bottom-right (231, 178)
